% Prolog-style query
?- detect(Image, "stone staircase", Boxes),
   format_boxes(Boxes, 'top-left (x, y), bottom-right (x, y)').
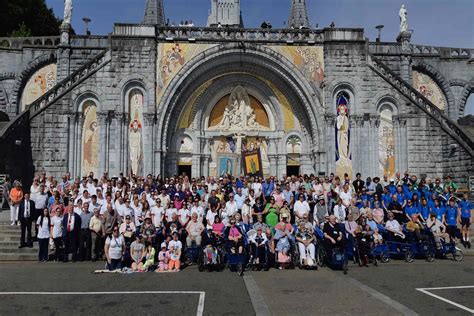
top-left (367, 54), bottom-right (474, 157)
top-left (0, 49), bottom-right (111, 141)
top-left (0, 221), bottom-right (38, 261)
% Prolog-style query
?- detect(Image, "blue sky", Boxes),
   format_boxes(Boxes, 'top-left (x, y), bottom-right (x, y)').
top-left (45, 0), bottom-right (474, 48)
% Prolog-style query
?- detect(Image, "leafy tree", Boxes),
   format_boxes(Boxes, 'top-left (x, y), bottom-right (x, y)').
top-left (0, 0), bottom-right (61, 37)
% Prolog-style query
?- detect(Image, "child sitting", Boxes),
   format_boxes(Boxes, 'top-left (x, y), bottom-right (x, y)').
top-left (156, 242), bottom-right (170, 272)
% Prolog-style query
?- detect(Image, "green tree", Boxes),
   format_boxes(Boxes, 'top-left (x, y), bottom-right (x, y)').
top-left (0, 0), bottom-right (61, 37)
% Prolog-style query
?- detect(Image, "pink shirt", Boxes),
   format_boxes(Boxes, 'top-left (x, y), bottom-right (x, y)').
top-left (212, 223), bottom-right (224, 235)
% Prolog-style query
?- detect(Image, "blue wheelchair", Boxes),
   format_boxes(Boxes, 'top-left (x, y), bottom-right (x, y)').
top-left (314, 226), bottom-right (348, 274)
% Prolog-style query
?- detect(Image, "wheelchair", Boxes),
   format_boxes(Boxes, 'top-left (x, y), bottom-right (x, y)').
top-left (315, 227), bottom-right (348, 274)
top-left (247, 230), bottom-right (270, 271)
top-left (274, 232), bottom-right (298, 270)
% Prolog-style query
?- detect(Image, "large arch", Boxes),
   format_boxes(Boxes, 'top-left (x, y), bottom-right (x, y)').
top-left (156, 43), bottom-right (325, 176)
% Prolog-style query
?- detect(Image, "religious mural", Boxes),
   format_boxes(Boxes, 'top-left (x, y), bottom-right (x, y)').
top-left (335, 92), bottom-right (352, 179)
top-left (82, 101), bottom-right (99, 176)
top-left (412, 70), bottom-right (447, 111)
top-left (129, 90), bottom-right (144, 175)
top-left (267, 46), bottom-right (324, 82)
top-left (379, 109), bottom-right (395, 178)
top-left (20, 64), bottom-right (57, 111)
top-left (243, 149), bottom-right (263, 177)
top-left (156, 43), bottom-right (217, 106)
top-left (208, 86), bottom-right (269, 131)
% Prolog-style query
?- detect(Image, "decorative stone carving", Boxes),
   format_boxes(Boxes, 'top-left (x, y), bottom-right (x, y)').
top-left (399, 5), bottom-right (408, 33)
top-left (210, 86), bottom-right (266, 131)
top-left (63, 0), bottom-right (73, 26)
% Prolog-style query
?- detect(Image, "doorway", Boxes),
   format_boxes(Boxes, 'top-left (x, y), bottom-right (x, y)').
top-left (286, 166), bottom-right (300, 177)
top-left (177, 165), bottom-right (192, 178)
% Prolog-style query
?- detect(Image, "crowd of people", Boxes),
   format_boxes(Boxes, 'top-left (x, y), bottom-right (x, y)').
top-left (3, 171), bottom-right (472, 271)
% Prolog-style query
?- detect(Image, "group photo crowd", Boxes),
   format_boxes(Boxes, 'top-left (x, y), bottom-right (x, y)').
top-left (3, 170), bottom-right (472, 273)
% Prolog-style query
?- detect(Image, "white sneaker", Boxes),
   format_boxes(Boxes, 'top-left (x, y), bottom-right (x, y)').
top-left (10, 222), bottom-right (15, 226)
top-left (16, 222), bottom-right (20, 226)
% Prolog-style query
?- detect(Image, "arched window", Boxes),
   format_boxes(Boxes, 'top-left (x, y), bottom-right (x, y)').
top-left (464, 93), bottom-right (474, 116)
top-left (335, 91), bottom-right (352, 179)
top-left (378, 106), bottom-right (395, 178)
top-left (81, 100), bottom-right (99, 177)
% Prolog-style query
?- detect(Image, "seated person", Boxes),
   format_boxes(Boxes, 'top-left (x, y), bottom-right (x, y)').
top-left (253, 214), bottom-right (269, 232)
top-left (141, 217), bottom-right (156, 244)
top-left (168, 232), bottom-right (182, 272)
top-left (212, 215), bottom-right (225, 240)
top-left (141, 242), bottom-right (155, 272)
top-left (156, 242), bottom-right (170, 272)
top-left (279, 201), bottom-right (292, 222)
top-left (224, 219), bottom-right (244, 254)
top-left (274, 221), bottom-right (292, 268)
top-left (427, 213), bottom-right (449, 248)
top-left (295, 222), bottom-right (316, 267)
top-left (120, 215), bottom-right (136, 241)
top-left (366, 212), bottom-right (383, 244)
top-left (265, 228), bottom-right (275, 268)
top-left (201, 229), bottom-right (218, 265)
top-left (323, 215), bottom-right (345, 253)
top-left (130, 234), bottom-right (145, 271)
top-left (354, 218), bottom-right (374, 266)
top-left (372, 201), bottom-right (385, 224)
top-left (405, 214), bottom-right (427, 242)
top-left (275, 213), bottom-right (294, 235)
top-left (249, 227), bottom-right (268, 268)
top-left (385, 211), bottom-right (405, 241)
top-left (186, 213), bottom-right (205, 247)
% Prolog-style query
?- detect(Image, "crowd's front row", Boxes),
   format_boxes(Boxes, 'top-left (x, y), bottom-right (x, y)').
top-left (29, 198), bottom-right (466, 273)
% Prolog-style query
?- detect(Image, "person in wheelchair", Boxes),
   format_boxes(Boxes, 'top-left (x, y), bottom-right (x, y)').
top-left (405, 214), bottom-right (429, 242)
top-left (274, 219), bottom-right (293, 269)
top-left (186, 213), bottom-right (205, 247)
top-left (427, 213), bottom-right (449, 249)
top-left (323, 215), bottom-right (345, 256)
top-left (249, 227), bottom-right (268, 269)
top-left (224, 218), bottom-right (244, 255)
top-left (385, 212), bottom-right (405, 242)
top-left (296, 222), bottom-right (316, 267)
top-left (201, 229), bottom-right (219, 265)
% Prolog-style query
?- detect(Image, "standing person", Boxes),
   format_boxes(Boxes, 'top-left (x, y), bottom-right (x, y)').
top-left (9, 181), bottom-right (24, 226)
top-left (79, 203), bottom-right (93, 261)
top-left (51, 208), bottom-right (64, 262)
top-left (31, 184), bottom-right (48, 240)
top-left (36, 208), bottom-right (51, 262)
top-left (62, 206), bottom-right (82, 262)
top-left (89, 209), bottom-right (105, 261)
top-left (459, 193), bottom-right (472, 248)
top-left (104, 225), bottom-right (125, 271)
top-left (18, 193), bottom-right (35, 248)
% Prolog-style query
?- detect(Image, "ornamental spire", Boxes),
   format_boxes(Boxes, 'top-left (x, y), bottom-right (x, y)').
top-left (288, 0), bottom-right (310, 29)
top-left (143, 0), bottom-right (165, 26)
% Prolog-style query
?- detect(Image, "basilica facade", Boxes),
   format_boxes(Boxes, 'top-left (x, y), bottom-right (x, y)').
top-left (0, 0), bottom-right (472, 185)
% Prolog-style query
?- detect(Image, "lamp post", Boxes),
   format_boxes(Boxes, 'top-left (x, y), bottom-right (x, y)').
top-left (375, 25), bottom-right (384, 42)
top-left (82, 17), bottom-right (91, 35)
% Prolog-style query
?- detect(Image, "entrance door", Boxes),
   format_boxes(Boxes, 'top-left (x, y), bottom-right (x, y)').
top-left (286, 166), bottom-right (300, 177)
top-left (178, 165), bottom-right (192, 178)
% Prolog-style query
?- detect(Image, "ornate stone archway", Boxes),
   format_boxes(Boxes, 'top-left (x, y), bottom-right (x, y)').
top-left (156, 43), bottom-right (324, 177)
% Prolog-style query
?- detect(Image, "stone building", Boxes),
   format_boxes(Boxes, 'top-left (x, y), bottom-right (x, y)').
top-left (0, 0), bottom-right (472, 187)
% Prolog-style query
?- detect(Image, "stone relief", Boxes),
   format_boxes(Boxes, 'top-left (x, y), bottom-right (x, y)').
top-left (129, 90), bottom-right (144, 175)
top-left (82, 102), bottom-right (99, 176)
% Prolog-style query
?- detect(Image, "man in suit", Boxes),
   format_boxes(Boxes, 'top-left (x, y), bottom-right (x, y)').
top-left (62, 205), bottom-right (82, 262)
top-left (18, 193), bottom-right (35, 248)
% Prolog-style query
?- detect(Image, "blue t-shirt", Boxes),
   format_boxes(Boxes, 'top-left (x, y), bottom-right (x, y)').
top-left (427, 199), bottom-right (435, 210)
top-left (460, 200), bottom-right (472, 218)
top-left (382, 194), bottom-right (392, 208)
top-left (396, 193), bottom-right (405, 206)
top-left (433, 206), bottom-right (445, 222)
top-left (388, 185), bottom-right (397, 195)
top-left (419, 206), bottom-right (430, 220)
top-left (445, 206), bottom-right (457, 226)
top-left (405, 205), bottom-right (418, 217)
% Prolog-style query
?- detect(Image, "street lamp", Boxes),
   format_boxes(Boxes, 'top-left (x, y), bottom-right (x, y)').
top-left (375, 25), bottom-right (384, 42)
top-left (82, 17), bottom-right (92, 35)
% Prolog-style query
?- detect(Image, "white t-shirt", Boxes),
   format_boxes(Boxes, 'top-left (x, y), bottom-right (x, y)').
top-left (36, 217), bottom-right (50, 239)
top-left (206, 211), bottom-right (217, 229)
top-left (252, 182), bottom-right (262, 197)
top-left (340, 191), bottom-right (352, 206)
top-left (51, 216), bottom-right (63, 239)
top-left (225, 201), bottom-right (238, 217)
top-left (166, 208), bottom-right (178, 222)
top-left (294, 200), bottom-right (310, 219)
top-left (168, 239), bottom-right (182, 251)
top-left (151, 206), bottom-right (165, 227)
top-left (178, 208), bottom-right (190, 225)
top-left (190, 206), bottom-right (204, 221)
top-left (106, 235), bottom-right (124, 260)
top-left (386, 219), bottom-right (401, 232)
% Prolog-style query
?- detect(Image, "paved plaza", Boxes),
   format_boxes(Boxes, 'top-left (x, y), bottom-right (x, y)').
top-left (0, 258), bottom-right (473, 315)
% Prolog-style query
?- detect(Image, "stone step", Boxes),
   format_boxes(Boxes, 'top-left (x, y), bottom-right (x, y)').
top-left (0, 247), bottom-right (37, 253)
top-left (0, 253), bottom-right (38, 261)
top-left (0, 236), bottom-right (21, 241)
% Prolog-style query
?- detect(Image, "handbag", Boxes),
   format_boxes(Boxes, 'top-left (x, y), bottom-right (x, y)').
top-left (49, 238), bottom-right (55, 251)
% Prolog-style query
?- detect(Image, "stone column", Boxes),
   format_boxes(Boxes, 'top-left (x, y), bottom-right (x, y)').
top-left (143, 113), bottom-right (156, 176)
top-left (369, 115), bottom-right (381, 177)
top-left (355, 115), bottom-right (365, 175)
top-left (397, 32), bottom-right (412, 83)
top-left (268, 155), bottom-right (277, 176)
top-left (75, 113), bottom-right (84, 177)
top-left (66, 112), bottom-right (76, 176)
top-left (399, 116), bottom-right (408, 173)
top-left (202, 155), bottom-right (210, 177)
top-left (121, 113), bottom-right (129, 175)
top-left (323, 114), bottom-right (335, 175)
top-left (97, 112), bottom-right (108, 175)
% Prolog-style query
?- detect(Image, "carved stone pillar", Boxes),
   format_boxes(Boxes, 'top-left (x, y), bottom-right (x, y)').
top-left (323, 114), bottom-right (335, 175)
top-left (143, 112), bottom-right (156, 175)
top-left (268, 155), bottom-right (277, 176)
top-left (369, 115), bottom-right (381, 177)
top-left (66, 112), bottom-right (76, 176)
top-left (75, 113), bottom-right (84, 177)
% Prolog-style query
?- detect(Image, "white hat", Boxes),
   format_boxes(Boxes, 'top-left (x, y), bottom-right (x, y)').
top-left (160, 242), bottom-right (167, 248)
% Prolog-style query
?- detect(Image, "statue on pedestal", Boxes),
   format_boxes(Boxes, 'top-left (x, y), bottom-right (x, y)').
top-left (399, 5), bottom-right (408, 33)
top-left (63, 0), bottom-right (73, 25)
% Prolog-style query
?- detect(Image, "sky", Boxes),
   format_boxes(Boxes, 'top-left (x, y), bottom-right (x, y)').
top-left (45, 0), bottom-right (474, 48)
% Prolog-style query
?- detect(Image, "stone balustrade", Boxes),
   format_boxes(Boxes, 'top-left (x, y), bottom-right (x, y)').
top-left (0, 36), bottom-right (60, 49)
